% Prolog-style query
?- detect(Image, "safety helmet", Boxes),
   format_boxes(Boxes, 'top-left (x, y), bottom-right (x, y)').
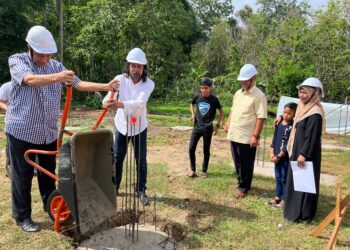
top-left (25, 26), bottom-right (57, 54)
top-left (126, 48), bottom-right (147, 65)
top-left (237, 64), bottom-right (258, 81)
top-left (297, 77), bottom-right (324, 97)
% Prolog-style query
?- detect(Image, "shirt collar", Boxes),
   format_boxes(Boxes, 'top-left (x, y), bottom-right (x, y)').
top-left (242, 85), bottom-right (257, 94)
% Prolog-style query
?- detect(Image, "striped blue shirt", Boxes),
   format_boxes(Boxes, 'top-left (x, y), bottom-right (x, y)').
top-left (6, 52), bottom-right (81, 144)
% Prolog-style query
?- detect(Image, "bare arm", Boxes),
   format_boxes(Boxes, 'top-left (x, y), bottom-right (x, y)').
top-left (224, 111), bottom-right (232, 132)
top-left (250, 118), bottom-right (265, 147)
top-left (23, 70), bottom-right (75, 87)
top-left (213, 108), bottom-right (224, 135)
top-left (0, 101), bottom-right (7, 111)
top-left (190, 104), bottom-right (195, 121)
top-left (75, 79), bottom-right (119, 92)
top-left (217, 108), bottom-right (224, 127)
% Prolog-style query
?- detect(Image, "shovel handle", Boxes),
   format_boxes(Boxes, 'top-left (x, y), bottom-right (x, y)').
top-left (58, 86), bottom-right (73, 150)
top-left (92, 90), bottom-right (116, 130)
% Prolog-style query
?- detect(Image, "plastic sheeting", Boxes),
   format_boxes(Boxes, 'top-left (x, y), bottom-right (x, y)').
top-left (276, 96), bottom-right (350, 134)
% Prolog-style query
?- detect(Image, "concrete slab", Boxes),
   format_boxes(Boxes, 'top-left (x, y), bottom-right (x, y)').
top-left (78, 224), bottom-right (175, 250)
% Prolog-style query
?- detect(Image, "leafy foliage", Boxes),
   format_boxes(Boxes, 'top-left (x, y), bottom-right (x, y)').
top-left (1, 0), bottom-right (350, 102)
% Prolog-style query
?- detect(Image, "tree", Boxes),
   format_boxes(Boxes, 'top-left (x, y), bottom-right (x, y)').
top-left (259, 10), bottom-right (314, 98)
top-left (0, 0), bottom-right (51, 82)
top-left (64, 0), bottom-right (200, 97)
top-left (189, 0), bottom-right (235, 35)
top-left (309, 0), bottom-right (350, 101)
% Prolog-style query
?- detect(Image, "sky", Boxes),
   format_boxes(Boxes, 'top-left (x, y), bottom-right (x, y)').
top-left (232, 0), bottom-right (330, 13)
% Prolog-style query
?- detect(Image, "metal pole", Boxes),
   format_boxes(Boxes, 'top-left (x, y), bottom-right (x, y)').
top-left (128, 122), bottom-right (133, 237)
top-left (125, 116), bottom-right (128, 237)
top-left (137, 117), bottom-right (141, 241)
top-left (132, 121), bottom-right (136, 242)
top-left (344, 105), bottom-right (349, 138)
top-left (338, 107), bottom-right (342, 136)
top-left (262, 120), bottom-right (267, 168)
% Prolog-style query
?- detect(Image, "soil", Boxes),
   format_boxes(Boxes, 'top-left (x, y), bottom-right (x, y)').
top-left (1, 109), bottom-right (346, 249)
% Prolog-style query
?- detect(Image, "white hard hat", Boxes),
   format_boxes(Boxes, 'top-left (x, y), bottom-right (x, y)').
top-left (126, 48), bottom-right (147, 65)
top-left (237, 64), bottom-right (258, 81)
top-left (25, 26), bottom-right (57, 54)
top-left (297, 77), bottom-right (324, 97)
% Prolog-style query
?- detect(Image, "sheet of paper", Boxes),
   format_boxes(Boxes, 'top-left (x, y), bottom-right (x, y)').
top-left (290, 161), bottom-right (316, 194)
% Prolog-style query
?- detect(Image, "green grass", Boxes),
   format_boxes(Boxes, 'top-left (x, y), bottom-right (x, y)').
top-left (148, 100), bottom-right (191, 117)
top-left (147, 162), bottom-right (350, 249)
top-left (162, 162), bottom-right (350, 249)
top-left (147, 163), bottom-right (172, 194)
top-left (1, 105), bottom-right (350, 249)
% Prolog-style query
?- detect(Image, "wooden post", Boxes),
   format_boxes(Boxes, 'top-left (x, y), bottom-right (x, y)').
top-left (311, 180), bottom-right (350, 249)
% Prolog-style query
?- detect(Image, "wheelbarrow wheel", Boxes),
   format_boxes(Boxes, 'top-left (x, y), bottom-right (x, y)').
top-left (46, 190), bottom-right (74, 226)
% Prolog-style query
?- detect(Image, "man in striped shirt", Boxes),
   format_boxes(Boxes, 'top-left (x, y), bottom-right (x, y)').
top-left (6, 25), bottom-right (118, 232)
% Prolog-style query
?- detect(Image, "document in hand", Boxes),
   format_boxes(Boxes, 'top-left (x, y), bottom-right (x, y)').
top-left (290, 161), bottom-right (316, 194)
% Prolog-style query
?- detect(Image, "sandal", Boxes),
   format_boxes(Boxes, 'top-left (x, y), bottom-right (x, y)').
top-left (267, 198), bottom-right (281, 205)
top-left (273, 201), bottom-right (284, 209)
top-left (187, 171), bottom-right (198, 178)
top-left (200, 172), bottom-right (208, 178)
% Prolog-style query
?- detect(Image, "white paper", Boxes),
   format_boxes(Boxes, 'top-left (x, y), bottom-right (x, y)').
top-left (290, 161), bottom-right (316, 194)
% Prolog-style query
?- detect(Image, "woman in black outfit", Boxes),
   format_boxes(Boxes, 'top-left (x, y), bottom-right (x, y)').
top-left (284, 77), bottom-right (326, 223)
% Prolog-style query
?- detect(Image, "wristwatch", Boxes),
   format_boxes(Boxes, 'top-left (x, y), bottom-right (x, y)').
top-left (252, 134), bottom-right (260, 139)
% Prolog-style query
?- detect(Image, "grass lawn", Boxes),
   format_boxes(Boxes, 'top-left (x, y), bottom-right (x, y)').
top-left (0, 104), bottom-right (349, 249)
top-left (147, 162), bottom-right (350, 249)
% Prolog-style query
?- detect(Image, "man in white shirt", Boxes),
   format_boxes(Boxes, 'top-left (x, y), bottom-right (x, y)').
top-left (103, 48), bottom-right (155, 205)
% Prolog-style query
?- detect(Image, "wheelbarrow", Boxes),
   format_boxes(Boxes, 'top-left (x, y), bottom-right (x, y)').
top-left (24, 86), bottom-right (116, 235)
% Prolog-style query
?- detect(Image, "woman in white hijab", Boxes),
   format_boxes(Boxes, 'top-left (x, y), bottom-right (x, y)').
top-left (284, 77), bottom-right (326, 223)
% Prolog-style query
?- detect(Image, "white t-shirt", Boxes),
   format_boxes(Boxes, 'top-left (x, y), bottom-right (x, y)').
top-left (103, 74), bottom-right (154, 136)
top-left (0, 82), bottom-right (11, 101)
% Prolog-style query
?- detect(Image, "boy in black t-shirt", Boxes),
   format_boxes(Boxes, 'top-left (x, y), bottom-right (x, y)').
top-left (188, 78), bottom-right (224, 178)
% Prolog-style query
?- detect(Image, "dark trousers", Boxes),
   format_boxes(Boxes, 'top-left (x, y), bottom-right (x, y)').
top-left (230, 141), bottom-right (256, 193)
top-left (7, 134), bottom-right (56, 221)
top-left (5, 138), bottom-right (11, 178)
top-left (189, 126), bottom-right (213, 172)
top-left (114, 129), bottom-right (148, 193)
top-left (274, 161), bottom-right (288, 200)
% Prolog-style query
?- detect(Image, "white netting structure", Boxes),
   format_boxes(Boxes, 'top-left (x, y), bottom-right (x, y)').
top-left (277, 96), bottom-right (350, 134)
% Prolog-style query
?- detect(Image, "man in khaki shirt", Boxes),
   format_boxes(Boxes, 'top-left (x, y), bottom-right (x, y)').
top-left (224, 64), bottom-right (267, 198)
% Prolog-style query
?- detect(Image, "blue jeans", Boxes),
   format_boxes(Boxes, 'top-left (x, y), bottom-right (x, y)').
top-left (274, 161), bottom-right (288, 200)
top-left (114, 128), bottom-right (148, 192)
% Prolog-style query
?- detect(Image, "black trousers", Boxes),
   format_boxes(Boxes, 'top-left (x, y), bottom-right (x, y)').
top-left (189, 126), bottom-right (213, 172)
top-left (7, 134), bottom-right (56, 221)
top-left (230, 141), bottom-right (256, 193)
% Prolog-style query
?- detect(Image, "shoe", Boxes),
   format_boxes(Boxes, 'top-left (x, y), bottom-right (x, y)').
top-left (16, 218), bottom-right (40, 232)
top-left (267, 198), bottom-right (281, 205)
top-left (139, 192), bottom-right (150, 206)
top-left (200, 172), bottom-right (208, 178)
top-left (273, 201), bottom-right (284, 209)
top-left (236, 191), bottom-right (247, 199)
top-left (187, 171), bottom-right (198, 178)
